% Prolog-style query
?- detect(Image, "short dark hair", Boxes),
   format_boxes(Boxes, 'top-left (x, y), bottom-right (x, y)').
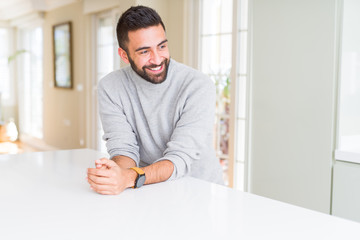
top-left (116, 6), bottom-right (166, 51)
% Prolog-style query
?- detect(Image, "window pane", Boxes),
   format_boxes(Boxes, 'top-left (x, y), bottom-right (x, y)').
top-left (235, 161), bottom-right (245, 191)
top-left (201, 36), bottom-right (216, 73)
top-left (220, 0), bottom-right (233, 33)
top-left (0, 29), bottom-right (7, 56)
top-left (239, 0), bottom-right (248, 30)
top-left (0, 58), bottom-right (9, 99)
top-left (97, 15), bottom-right (117, 82)
top-left (96, 13), bottom-right (119, 153)
top-left (31, 27), bottom-right (43, 138)
top-left (97, 115), bottom-right (107, 153)
top-left (220, 34), bottom-right (232, 71)
top-left (239, 31), bottom-right (248, 75)
top-left (236, 119), bottom-right (246, 162)
top-left (201, 0), bottom-right (221, 35)
top-left (237, 75), bottom-right (247, 119)
top-left (338, 0), bottom-right (360, 151)
top-left (210, 74), bottom-right (230, 115)
top-left (97, 45), bottom-right (114, 76)
top-left (202, 0), bottom-right (232, 35)
top-left (200, 0), bottom-right (233, 186)
top-left (201, 34), bottom-right (232, 74)
top-left (98, 17), bottom-right (115, 45)
top-left (0, 28), bottom-right (10, 102)
top-left (19, 27), bottom-right (43, 139)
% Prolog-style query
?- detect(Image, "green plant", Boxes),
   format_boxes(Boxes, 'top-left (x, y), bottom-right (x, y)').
top-left (212, 70), bottom-right (231, 99)
top-left (210, 69), bottom-right (231, 115)
top-left (8, 49), bottom-right (27, 64)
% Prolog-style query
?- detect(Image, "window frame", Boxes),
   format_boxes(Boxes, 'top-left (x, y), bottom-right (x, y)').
top-left (90, 8), bottom-right (121, 153)
top-left (194, 0), bottom-right (251, 190)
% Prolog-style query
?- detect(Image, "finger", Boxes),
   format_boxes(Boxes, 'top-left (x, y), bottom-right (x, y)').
top-left (88, 178), bottom-right (100, 189)
top-left (87, 168), bottom-right (111, 177)
top-left (87, 176), bottom-right (115, 191)
top-left (95, 158), bottom-right (104, 168)
top-left (96, 158), bottom-right (108, 162)
top-left (89, 181), bottom-right (115, 192)
top-left (95, 162), bottom-right (102, 169)
top-left (97, 158), bottom-right (118, 168)
top-left (89, 183), bottom-right (113, 195)
top-left (95, 158), bottom-right (109, 166)
top-left (88, 174), bottom-right (114, 185)
top-left (88, 178), bottom-right (124, 195)
top-left (87, 176), bottom-right (121, 194)
top-left (95, 158), bottom-right (107, 169)
top-left (88, 178), bottom-right (106, 191)
top-left (95, 164), bottom-right (107, 169)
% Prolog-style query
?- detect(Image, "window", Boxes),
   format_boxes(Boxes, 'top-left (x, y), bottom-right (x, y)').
top-left (233, 0), bottom-right (249, 191)
top-left (18, 26), bottom-right (43, 139)
top-left (337, 0), bottom-right (360, 153)
top-left (0, 27), bottom-right (11, 119)
top-left (198, 0), bottom-right (249, 189)
top-left (200, 0), bottom-right (233, 186)
top-left (94, 10), bottom-right (120, 153)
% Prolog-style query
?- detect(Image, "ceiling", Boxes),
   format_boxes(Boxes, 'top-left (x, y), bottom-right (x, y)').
top-left (0, 0), bottom-right (78, 21)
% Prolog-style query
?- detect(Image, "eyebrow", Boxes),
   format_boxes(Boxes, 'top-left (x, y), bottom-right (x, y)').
top-left (135, 39), bottom-right (168, 52)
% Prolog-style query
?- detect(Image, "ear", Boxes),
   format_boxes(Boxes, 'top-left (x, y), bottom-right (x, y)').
top-left (118, 48), bottom-right (129, 64)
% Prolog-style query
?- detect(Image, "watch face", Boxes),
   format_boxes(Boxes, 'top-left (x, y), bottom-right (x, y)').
top-left (136, 174), bottom-right (146, 188)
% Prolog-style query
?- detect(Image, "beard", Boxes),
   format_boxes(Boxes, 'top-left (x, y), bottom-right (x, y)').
top-left (128, 56), bottom-right (170, 84)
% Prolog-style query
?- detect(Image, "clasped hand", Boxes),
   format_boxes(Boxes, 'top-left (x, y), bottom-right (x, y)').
top-left (87, 158), bottom-right (133, 195)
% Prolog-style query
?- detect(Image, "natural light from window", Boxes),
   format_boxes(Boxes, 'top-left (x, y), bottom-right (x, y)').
top-left (200, 0), bottom-right (233, 186)
top-left (18, 26), bottom-right (43, 139)
top-left (0, 28), bottom-right (10, 111)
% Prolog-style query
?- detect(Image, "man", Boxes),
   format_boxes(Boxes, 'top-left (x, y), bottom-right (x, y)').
top-left (87, 5), bottom-right (223, 195)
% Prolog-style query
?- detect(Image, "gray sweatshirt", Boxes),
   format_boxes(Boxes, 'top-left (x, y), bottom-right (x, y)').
top-left (98, 59), bottom-right (223, 184)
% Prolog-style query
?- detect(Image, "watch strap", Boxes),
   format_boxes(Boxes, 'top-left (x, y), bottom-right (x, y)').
top-left (130, 167), bottom-right (145, 188)
top-left (130, 167), bottom-right (145, 175)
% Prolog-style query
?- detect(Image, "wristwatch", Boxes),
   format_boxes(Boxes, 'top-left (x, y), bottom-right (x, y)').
top-left (130, 167), bottom-right (146, 189)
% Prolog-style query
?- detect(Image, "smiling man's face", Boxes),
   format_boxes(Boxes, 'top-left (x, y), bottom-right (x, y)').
top-left (118, 24), bottom-right (170, 84)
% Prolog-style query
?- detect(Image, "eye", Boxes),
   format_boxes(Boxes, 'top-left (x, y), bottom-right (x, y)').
top-left (159, 44), bottom-right (167, 50)
top-left (140, 50), bottom-right (149, 55)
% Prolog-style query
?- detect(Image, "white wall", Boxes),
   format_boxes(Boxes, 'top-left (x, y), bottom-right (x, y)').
top-left (249, 0), bottom-right (339, 213)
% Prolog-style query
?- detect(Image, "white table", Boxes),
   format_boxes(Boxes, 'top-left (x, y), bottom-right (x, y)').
top-left (1, 149), bottom-right (360, 240)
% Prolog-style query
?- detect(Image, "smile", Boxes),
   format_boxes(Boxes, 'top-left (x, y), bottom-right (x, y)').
top-left (150, 66), bottom-right (161, 71)
top-left (146, 64), bottom-right (163, 73)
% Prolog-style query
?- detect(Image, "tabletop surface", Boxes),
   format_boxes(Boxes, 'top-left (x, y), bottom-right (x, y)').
top-left (1, 148), bottom-right (360, 240)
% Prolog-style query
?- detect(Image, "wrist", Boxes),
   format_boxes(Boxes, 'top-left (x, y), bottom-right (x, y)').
top-left (128, 167), bottom-right (146, 188)
top-left (125, 168), bottom-right (137, 188)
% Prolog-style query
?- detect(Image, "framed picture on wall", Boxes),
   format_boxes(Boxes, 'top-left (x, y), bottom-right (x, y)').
top-left (53, 21), bottom-right (73, 89)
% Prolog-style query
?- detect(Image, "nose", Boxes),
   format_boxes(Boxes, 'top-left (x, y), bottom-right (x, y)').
top-left (149, 50), bottom-right (162, 65)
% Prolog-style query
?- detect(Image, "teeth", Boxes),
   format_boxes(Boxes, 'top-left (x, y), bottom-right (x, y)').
top-left (150, 66), bottom-right (161, 71)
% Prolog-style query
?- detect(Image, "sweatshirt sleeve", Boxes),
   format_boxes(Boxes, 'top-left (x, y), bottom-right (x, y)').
top-left (97, 77), bottom-right (140, 165)
top-left (155, 75), bottom-right (216, 180)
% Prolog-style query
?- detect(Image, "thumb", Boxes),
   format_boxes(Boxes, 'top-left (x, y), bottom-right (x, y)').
top-left (95, 158), bottom-right (106, 169)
